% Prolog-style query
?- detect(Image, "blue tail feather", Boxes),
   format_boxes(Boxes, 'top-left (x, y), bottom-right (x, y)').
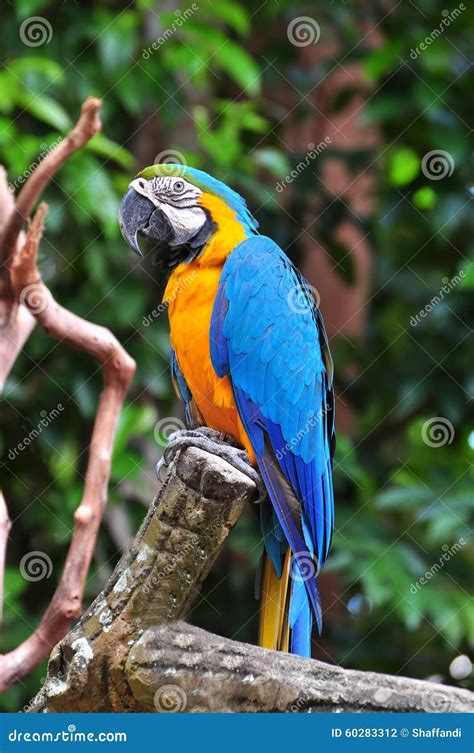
top-left (290, 586), bottom-right (313, 657)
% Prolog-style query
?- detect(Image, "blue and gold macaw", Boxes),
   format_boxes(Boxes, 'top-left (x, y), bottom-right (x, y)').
top-left (120, 164), bottom-right (335, 657)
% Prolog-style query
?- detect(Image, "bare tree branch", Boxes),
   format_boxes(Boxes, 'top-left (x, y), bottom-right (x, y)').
top-left (0, 168), bottom-right (33, 620)
top-left (125, 623), bottom-right (474, 713)
top-left (0, 97), bottom-right (101, 278)
top-left (0, 97), bottom-right (102, 383)
top-left (0, 164), bottom-right (17, 272)
top-left (26, 447), bottom-right (473, 714)
top-left (0, 98), bottom-right (135, 692)
top-left (0, 202), bottom-right (135, 692)
top-left (0, 166), bottom-right (34, 390)
top-left (0, 304), bottom-right (36, 392)
top-left (0, 492), bottom-right (11, 625)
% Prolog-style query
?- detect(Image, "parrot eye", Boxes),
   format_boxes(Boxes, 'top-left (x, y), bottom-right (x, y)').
top-left (174, 180), bottom-right (185, 193)
top-left (137, 179), bottom-right (146, 189)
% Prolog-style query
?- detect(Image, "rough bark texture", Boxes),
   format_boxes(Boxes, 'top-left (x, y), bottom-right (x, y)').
top-left (26, 447), bottom-right (473, 714)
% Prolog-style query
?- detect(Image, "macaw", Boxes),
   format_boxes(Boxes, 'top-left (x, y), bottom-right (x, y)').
top-left (119, 164), bottom-right (335, 657)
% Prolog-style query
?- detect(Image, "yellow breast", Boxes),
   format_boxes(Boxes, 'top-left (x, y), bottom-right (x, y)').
top-left (162, 191), bottom-right (255, 460)
top-left (164, 263), bottom-right (253, 458)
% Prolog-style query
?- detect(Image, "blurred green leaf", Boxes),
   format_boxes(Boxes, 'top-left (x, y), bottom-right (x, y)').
top-left (254, 148), bottom-right (290, 177)
top-left (95, 10), bottom-right (138, 71)
top-left (3, 568), bottom-right (28, 603)
top-left (15, 92), bottom-right (71, 131)
top-left (389, 148), bottom-right (419, 186)
top-left (363, 40), bottom-right (403, 81)
top-left (48, 442), bottom-right (78, 487)
top-left (86, 134), bottom-right (134, 169)
top-left (459, 260), bottom-right (474, 289)
top-left (213, 41), bottom-right (261, 95)
top-left (208, 0), bottom-right (250, 34)
top-left (413, 186), bottom-right (436, 209)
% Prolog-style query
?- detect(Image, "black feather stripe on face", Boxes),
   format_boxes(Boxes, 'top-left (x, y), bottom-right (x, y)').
top-left (151, 176), bottom-right (201, 208)
top-left (152, 209), bottom-right (217, 271)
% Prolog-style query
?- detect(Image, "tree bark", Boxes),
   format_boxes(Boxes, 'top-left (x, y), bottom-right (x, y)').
top-left (26, 446), bottom-right (473, 714)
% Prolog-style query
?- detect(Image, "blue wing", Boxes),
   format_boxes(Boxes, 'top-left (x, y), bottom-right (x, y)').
top-left (170, 347), bottom-right (201, 428)
top-left (210, 236), bottom-right (335, 648)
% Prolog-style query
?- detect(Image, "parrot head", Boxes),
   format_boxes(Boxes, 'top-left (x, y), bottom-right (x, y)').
top-left (119, 163), bottom-right (258, 270)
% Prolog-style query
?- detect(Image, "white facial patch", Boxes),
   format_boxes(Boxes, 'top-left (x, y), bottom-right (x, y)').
top-left (160, 203), bottom-right (207, 246)
top-left (129, 175), bottom-right (207, 246)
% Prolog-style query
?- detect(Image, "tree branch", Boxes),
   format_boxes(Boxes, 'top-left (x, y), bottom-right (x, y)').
top-left (0, 97), bottom-right (101, 278)
top-left (1, 94), bottom-right (135, 696)
top-left (26, 447), bottom-right (473, 714)
top-left (0, 201), bottom-right (136, 692)
top-left (125, 623), bottom-right (473, 713)
top-left (0, 97), bottom-right (102, 381)
top-left (0, 492), bottom-right (11, 625)
top-left (0, 166), bottom-right (35, 389)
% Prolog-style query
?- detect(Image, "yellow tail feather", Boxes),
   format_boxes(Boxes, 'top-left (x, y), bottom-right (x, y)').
top-left (258, 550), bottom-right (291, 653)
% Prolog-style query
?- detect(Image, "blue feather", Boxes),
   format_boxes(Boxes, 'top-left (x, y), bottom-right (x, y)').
top-left (210, 235), bottom-right (335, 654)
top-left (170, 348), bottom-right (194, 425)
top-left (290, 593), bottom-right (313, 657)
top-left (180, 166), bottom-right (259, 235)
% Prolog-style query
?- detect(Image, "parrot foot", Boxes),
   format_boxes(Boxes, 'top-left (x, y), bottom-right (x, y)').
top-left (156, 427), bottom-right (264, 502)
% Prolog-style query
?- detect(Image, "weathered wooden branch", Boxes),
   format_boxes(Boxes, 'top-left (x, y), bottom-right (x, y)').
top-left (0, 97), bottom-right (101, 287)
top-left (0, 491), bottom-right (11, 624)
top-left (27, 447), bottom-right (473, 714)
top-left (0, 165), bottom-right (34, 390)
top-left (27, 446), bottom-right (257, 712)
top-left (0, 98), bottom-right (102, 382)
top-left (0, 98), bottom-right (136, 691)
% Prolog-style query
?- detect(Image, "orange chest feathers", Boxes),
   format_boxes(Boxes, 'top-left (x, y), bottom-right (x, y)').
top-left (163, 262), bottom-right (254, 460)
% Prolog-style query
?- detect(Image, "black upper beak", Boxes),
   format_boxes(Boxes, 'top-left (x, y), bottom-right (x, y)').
top-left (120, 185), bottom-right (175, 263)
top-left (119, 187), bottom-right (155, 257)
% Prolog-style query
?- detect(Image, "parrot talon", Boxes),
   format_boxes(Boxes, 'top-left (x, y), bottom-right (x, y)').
top-left (155, 456), bottom-right (169, 482)
top-left (160, 427), bottom-right (265, 502)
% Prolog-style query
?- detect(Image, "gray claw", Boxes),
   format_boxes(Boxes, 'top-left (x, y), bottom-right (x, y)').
top-left (155, 456), bottom-right (169, 482)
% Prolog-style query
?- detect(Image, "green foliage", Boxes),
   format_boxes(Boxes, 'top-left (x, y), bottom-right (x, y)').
top-left (0, 0), bottom-right (472, 710)
top-left (389, 148), bottom-right (420, 186)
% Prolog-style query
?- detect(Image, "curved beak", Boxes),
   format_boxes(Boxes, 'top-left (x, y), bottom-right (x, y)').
top-left (119, 187), bottom-right (175, 258)
top-left (119, 187), bottom-right (154, 256)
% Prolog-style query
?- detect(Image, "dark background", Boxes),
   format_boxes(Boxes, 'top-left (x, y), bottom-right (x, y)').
top-left (0, 0), bottom-right (472, 711)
